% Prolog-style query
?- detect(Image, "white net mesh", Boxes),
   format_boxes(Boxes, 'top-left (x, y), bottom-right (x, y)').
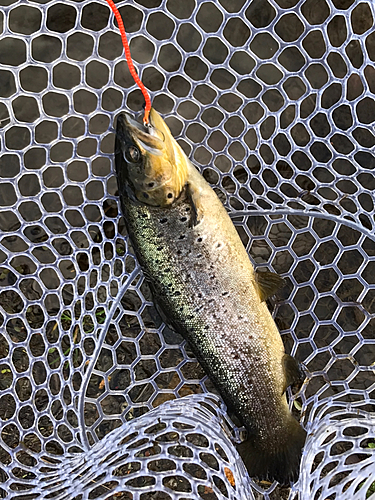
top-left (0, 0), bottom-right (374, 498)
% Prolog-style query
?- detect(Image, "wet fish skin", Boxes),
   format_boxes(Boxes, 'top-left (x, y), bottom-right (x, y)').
top-left (115, 109), bottom-right (306, 484)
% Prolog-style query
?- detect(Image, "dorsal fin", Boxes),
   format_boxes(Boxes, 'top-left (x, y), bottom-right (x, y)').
top-left (282, 354), bottom-right (303, 393)
top-left (255, 270), bottom-right (285, 302)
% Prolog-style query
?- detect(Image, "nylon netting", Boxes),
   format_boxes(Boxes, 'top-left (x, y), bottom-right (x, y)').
top-left (0, 0), bottom-right (374, 498)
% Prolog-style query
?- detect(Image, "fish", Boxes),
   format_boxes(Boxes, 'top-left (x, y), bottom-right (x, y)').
top-left (114, 107), bottom-right (306, 484)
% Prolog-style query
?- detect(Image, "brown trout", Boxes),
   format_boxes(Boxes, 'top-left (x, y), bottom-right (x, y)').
top-left (115, 108), bottom-right (306, 484)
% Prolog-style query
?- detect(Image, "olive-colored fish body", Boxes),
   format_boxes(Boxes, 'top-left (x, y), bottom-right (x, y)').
top-left (115, 109), bottom-right (306, 484)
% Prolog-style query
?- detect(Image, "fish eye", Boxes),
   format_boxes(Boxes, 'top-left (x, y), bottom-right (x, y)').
top-left (167, 193), bottom-right (173, 199)
top-left (125, 146), bottom-right (140, 163)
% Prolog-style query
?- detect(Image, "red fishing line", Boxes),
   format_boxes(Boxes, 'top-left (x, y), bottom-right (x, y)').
top-left (106, 0), bottom-right (151, 125)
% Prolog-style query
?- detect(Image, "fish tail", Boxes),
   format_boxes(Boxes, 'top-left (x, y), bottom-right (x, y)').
top-left (237, 415), bottom-right (306, 485)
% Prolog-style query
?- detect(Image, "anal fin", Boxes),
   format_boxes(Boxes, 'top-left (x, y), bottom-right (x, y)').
top-left (255, 270), bottom-right (285, 302)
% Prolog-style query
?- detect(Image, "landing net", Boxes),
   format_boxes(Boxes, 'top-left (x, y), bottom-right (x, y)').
top-left (0, 0), bottom-right (374, 499)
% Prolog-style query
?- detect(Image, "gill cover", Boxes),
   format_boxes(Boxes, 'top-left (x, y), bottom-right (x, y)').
top-left (116, 108), bottom-right (189, 207)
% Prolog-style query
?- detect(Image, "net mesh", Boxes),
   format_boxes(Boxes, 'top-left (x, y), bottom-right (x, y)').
top-left (0, 0), bottom-right (374, 498)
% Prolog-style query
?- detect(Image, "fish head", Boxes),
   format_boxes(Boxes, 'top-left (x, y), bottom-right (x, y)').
top-left (115, 108), bottom-right (189, 206)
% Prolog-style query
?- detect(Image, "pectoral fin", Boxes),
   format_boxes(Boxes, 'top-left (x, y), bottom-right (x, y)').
top-left (186, 181), bottom-right (204, 227)
top-left (255, 270), bottom-right (285, 302)
top-left (282, 354), bottom-right (304, 393)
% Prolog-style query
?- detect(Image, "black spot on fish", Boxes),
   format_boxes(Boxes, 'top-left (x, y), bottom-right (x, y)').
top-left (180, 216), bottom-right (188, 222)
top-left (174, 291), bottom-right (181, 296)
top-left (222, 291), bottom-right (229, 296)
top-left (196, 254), bottom-right (203, 258)
top-left (143, 192), bottom-right (149, 199)
top-left (216, 242), bottom-right (223, 248)
top-left (198, 293), bottom-right (202, 298)
top-left (160, 218), bottom-right (168, 224)
top-left (238, 315), bottom-right (243, 320)
top-left (185, 207), bottom-right (190, 212)
top-left (204, 325), bottom-right (209, 330)
top-left (179, 235), bottom-right (185, 240)
top-left (197, 237), bottom-right (203, 243)
top-left (157, 246), bottom-right (163, 251)
top-left (176, 250), bottom-right (182, 255)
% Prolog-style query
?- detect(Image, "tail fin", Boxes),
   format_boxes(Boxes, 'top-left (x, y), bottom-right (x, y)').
top-left (237, 416), bottom-right (306, 485)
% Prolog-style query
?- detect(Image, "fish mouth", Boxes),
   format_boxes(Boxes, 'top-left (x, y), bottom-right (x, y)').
top-left (116, 112), bottom-right (165, 155)
top-left (118, 112), bottom-right (144, 133)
